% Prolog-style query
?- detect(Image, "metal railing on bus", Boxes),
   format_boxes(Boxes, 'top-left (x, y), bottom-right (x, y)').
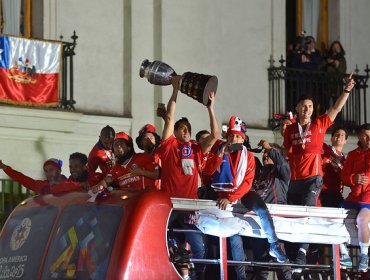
top-left (170, 198), bottom-right (368, 280)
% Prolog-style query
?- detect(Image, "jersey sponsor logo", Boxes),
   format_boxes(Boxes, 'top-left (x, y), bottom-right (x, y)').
top-left (118, 175), bottom-right (140, 187)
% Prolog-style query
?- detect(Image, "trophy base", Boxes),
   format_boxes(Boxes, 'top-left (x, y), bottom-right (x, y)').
top-left (180, 72), bottom-right (218, 106)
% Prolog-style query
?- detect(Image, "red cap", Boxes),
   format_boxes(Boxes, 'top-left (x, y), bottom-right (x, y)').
top-left (43, 158), bottom-right (62, 171)
top-left (139, 124), bottom-right (156, 135)
top-left (226, 115), bottom-right (246, 139)
top-left (114, 132), bottom-right (133, 146)
top-left (135, 124), bottom-right (161, 150)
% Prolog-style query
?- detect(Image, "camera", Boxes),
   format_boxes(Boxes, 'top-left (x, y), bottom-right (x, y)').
top-left (294, 31), bottom-right (313, 54)
top-left (300, 36), bottom-right (312, 54)
top-left (228, 143), bottom-right (244, 152)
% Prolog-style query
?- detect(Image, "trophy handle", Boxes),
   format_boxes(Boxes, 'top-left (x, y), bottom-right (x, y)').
top-left (139, 59), bottom-right (151, 78)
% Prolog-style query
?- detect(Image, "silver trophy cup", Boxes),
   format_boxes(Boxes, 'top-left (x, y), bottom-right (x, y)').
top-left (139, 59), bottom-right (218, 106)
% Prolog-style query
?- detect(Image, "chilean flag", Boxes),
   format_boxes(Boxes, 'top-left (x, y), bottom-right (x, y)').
top-left (0, 36), bottom-right (61, 107)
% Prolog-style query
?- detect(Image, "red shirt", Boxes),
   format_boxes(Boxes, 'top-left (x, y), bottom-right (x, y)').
top-left (204, 145), bottom-right (256, 203)
top-left (109, 153), bottom-right (159, 190)
top-left (341, 147), bottom-right (370, 204)
top-left (283, 114), bottom-right (333, 180)
top-left (4, 166), bottom-right (82, 194)
top-left (156, 135), bottom-right (202, 199)
top-left (88, 141), bottom-right (114, 175)
top-left (321, 143), bottom-right (345, 194)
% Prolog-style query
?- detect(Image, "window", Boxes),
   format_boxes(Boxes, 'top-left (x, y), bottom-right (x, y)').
top-left (0, 0), bottom-right (32, 37)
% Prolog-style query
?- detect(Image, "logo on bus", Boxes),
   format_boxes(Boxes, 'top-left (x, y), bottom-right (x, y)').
top-left (10, 218), bottom-right (31, 251)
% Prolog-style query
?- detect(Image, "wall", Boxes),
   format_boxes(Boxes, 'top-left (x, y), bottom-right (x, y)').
top-left (43, 0), bottom-right (126, 116)
top-left (40, 0), bottom-right (286, 137)
top-left (0, 107), bottom-right (130, 179)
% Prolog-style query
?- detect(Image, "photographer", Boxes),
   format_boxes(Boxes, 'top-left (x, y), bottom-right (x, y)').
top-left (290, 35), bottom-right (323, 71)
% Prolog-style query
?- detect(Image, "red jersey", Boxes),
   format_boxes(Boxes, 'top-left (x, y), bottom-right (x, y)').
top-left (204, 145), bottom-right (256, 203)
top-left (4, 166), bottom-right (82, 194)
top-left (321, 143), bottom-right (345, 194)
top-left (88, 141), bottom-right (114, 175)
top-left (109, 153), bottom-right (159, 190)
top-left (283, 114), bottom-right (333, 180)
top-left (341, 147), bottom-right (370, 204)
top-left (156, 135), bottom-right (202, 199)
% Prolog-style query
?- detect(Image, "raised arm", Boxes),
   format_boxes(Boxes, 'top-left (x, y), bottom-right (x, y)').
top-left (0, 160), bottom-right (44, 193)
top-left (201, 92), bottom-right (221, 153)
top-left (162, 75), bottom-right (181, 141)
top-left (327, 73), bottom-right (356, 121)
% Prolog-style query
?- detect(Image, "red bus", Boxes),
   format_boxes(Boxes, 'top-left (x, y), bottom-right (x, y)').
top-left (0, 190), bottom-right (180, 279)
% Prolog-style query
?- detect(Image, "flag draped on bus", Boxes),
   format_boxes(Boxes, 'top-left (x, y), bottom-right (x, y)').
top-left (0, 36), bottom-right (61, 107)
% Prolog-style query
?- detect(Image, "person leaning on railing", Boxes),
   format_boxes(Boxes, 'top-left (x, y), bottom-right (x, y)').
top-left (204, 116), bottom-right (288, 280)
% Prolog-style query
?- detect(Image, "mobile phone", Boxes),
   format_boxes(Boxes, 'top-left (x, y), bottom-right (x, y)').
top-left (156, 103), bottom-right (166, 117)
top-left (228, 143), bottom-right (244, 152)
top-left (157, 103), bottom-right (165, 110)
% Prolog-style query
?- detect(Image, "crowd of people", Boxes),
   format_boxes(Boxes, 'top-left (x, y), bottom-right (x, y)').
top-left (1, 68), bottom-right (369, 280)
top-left (287, 35), bottom-right (347, 74)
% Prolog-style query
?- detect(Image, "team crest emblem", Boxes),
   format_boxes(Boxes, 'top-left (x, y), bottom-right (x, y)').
top-left (181, 146), bottom-right (192, 157)
top-left (10, 218), bottom-right (31, 251)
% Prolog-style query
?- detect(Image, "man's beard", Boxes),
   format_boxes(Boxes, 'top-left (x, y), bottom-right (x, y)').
top-left (144, 142), bottom-right (155, 153)
top-left (116, 150), bottom-right (134, 164)
top-left (74, 171), bottom-right (89, 182)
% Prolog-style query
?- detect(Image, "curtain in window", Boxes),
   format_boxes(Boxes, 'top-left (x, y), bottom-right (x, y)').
top-left (2, 0), bottom-right (22, 36)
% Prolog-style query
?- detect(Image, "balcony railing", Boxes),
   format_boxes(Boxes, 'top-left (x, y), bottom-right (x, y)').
top-left (268, 56), bottom-right (370, 133)
top-left (59, 31), bottom-right (78, 110)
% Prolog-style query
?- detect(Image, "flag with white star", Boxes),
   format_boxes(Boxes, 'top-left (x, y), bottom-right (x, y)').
top-left (0, 36), bottom-right (61, 107)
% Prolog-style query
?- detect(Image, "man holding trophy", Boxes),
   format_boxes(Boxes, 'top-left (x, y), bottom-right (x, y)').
top-left (155, 74), bottom-right (220, 279)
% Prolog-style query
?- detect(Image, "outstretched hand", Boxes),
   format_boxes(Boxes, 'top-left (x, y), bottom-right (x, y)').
top-left (354, 173), bottom-right (369, 185)
top-left (344, 72), bottom-right (356, 92)
top-left (258, 140), bottom-right (271, 151)
top-left (0, 160), bottom-right (7, 170)
top-left (171, 75), bottom-right (181, 92)
top-left (207, 91), bottom-right (216, 108)
top-left (216, 198), bottom-right (230, 210)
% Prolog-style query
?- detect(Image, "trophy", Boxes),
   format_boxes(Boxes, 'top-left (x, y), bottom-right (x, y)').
top-left (139, 59), bottom-right (218, 106)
